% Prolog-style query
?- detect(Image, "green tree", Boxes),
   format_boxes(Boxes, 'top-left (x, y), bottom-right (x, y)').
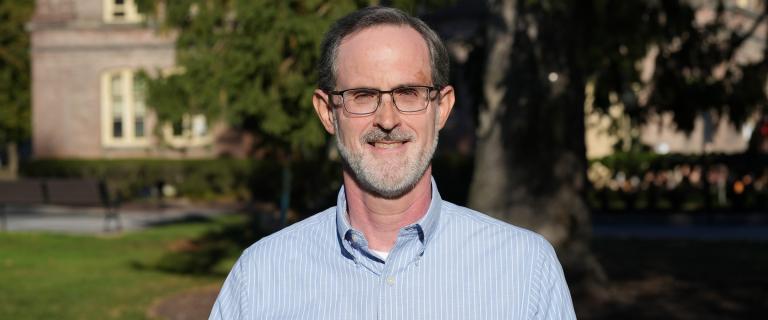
top-left (137, 0), bottom-right (448, 156)
top-left (137, 0), bottom-right (368, 221)
top-left (137, 0), bottom-right (362, 157)
top-left (0, 0), bottom-right (34, 178)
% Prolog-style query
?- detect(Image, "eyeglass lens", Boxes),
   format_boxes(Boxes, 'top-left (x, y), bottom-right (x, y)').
top-left (342, 87), bottom-right (431, 114)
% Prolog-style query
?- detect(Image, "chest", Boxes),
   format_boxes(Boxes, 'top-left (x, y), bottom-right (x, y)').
top-left (250, 251), bottom-right (534, 320)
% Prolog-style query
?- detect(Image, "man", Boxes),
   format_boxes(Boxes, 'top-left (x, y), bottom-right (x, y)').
top-left (210, 6), bottom-right (576, 320)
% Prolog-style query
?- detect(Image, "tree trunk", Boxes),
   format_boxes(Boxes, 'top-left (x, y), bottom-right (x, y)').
top-left (467, 0), bottom-right (515, 215)
top-left (469, 0), bottom-right (606, 288)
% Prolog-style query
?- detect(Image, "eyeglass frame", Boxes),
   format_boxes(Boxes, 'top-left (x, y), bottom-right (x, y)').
top-left (325, 85), bottom-right (441, 116)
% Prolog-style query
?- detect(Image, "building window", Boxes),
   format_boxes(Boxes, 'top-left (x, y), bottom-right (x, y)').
top-left (103, 0), bottom-right (142, 23)
top-left (102, 69), bottom-right (212, 149)
top-left (101, 69), bottom-right (149, 147)
top-left (164, 114), bottom-right (212, 148)
top-left (133, 76), bottom-right (147, 138)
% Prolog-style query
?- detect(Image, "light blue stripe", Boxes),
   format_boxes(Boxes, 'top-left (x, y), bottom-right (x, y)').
top-left (210, 179), bottom-right (576, 319)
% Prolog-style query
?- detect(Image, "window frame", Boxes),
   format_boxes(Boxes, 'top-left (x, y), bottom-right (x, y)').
top-left (162, 114), bottom-right (213, 148)
top-left (100, 69), bottom-right (151, 147)
top-left (103, 0), bottom-right (143, 24)
top-left (101, 68), bottom-right (213, 149)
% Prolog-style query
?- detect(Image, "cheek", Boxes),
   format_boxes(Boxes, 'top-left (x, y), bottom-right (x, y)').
top-left (416, 114), bottom-right (439, 141)
top-left (336, 120), bottom-right (364, 146)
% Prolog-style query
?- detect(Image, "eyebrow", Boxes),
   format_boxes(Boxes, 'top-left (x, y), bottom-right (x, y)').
top-left (341, 83), bottom-right (433, 91)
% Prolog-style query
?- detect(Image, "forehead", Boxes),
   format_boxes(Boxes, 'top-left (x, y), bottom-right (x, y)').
top-left (335, 25), bottom-right (431, 88)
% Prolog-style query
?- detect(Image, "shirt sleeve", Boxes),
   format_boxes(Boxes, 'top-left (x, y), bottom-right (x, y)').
top-left (209, 252), bottom-right (251, 320)
top-left (532, 238), bottom-right (577, 320)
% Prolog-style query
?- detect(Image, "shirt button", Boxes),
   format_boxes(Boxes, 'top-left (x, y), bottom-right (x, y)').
top-left (386, 276), bottom-right (395, 286)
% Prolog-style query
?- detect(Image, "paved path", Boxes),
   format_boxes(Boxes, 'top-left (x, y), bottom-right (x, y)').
top-left (592, 213), bottom-right (768, 240)
top-left (1, 204), bottom-right (231, 234)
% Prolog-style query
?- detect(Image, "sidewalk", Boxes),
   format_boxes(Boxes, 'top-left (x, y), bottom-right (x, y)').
top-left (1, 202), bottom-right (235, 234)
top-left (592, 212), bottom-right (768, 240)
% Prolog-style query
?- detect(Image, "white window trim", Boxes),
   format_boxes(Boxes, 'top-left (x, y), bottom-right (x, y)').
top-left (162, 114), bottom-right (214, 148)
top-left (101, 69), bottom-right (151, 147)
top-left (103, 0), bottom-right (143, 24)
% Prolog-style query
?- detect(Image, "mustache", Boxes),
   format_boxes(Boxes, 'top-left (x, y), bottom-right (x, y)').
top-left (361, 127), bottom-right (414, 143)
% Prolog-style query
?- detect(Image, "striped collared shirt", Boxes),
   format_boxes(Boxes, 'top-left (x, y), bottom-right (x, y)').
top-left (210, 180), bottom-right (576, 319)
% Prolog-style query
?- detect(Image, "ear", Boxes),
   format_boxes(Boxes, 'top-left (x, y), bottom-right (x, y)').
top-left (436, 85), bottom-right (455, 130)
top-left (313, 89), bottom-right (336, 134)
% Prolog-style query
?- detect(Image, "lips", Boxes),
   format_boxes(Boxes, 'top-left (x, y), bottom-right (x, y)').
top-left (362, 128), bottom-right (413, 150)
top-left (371, 141), bottom-right (407, 149)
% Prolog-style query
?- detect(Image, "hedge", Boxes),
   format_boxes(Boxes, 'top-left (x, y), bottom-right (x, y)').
top-left (20, 159), bottom-right (342, 212)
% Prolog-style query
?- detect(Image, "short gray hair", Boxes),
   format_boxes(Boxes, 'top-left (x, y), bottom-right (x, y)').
top-left (318, 7), bottom-right (449, 91)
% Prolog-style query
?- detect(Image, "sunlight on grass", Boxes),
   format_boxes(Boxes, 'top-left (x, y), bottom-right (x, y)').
top-left (0, 215), bottom-right (244, 320)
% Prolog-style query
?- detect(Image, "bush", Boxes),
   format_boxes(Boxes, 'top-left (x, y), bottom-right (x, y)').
top-left (588, 152), bottom-right (768, 212)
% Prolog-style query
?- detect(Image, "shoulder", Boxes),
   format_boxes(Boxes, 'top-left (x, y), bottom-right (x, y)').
top-left (440, 201), bottom-right (555, 254)
top-left (240, 207), bottom-right (336, 261)
top-left (440, 201), bottom-right (550, 241)
top-left (439, 202), bottom-right (574, 317)
top-left (210, 209), bottom-right (338, 319)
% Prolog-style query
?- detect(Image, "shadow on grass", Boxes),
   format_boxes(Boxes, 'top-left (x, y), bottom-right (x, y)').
top-left (141, 214), bottom-right (214, 227)
top-left (132, 210), bottom-right (280, 276)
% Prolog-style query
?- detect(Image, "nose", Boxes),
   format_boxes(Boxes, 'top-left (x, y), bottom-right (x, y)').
top-left (373, 92), bottom-right (401, 131)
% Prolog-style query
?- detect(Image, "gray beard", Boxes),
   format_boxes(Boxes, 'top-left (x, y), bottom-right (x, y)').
top-left (334, 113), bottom-right (439, 199)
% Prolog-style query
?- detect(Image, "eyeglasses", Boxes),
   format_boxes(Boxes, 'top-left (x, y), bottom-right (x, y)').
top-left (327, 85), bottom-right (439, 115)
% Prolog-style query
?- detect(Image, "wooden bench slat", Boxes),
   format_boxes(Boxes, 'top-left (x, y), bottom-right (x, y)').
top-left (0, 181), bottom-right (45, 204)
top-left (45, 179), bottom-right (106, 206)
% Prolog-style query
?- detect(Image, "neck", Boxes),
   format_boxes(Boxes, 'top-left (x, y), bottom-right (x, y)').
top-left (343, 167), bottom-right (433, 252)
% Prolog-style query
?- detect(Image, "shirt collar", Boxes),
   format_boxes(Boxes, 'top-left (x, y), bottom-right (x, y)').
top-left (335, 176), bottom-right (443, 258)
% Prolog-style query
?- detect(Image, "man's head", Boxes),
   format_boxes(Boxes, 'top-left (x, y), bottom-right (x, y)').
top-left (313, 7), bottom-right (455, 198)
top-left (317, 7), bottom-right (450, 93)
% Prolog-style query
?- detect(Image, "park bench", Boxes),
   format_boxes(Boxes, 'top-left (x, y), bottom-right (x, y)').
top-left (0, 179), bottom-right (121, 232)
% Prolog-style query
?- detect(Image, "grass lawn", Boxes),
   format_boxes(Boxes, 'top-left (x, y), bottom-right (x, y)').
top-left (0, 215), bottom-right (240, 320)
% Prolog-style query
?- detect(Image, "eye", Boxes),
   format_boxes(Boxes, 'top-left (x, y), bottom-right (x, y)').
top-left (395, 87), bottom-right (420, 97)
top-left (348, 89), bottom-right (377, 101)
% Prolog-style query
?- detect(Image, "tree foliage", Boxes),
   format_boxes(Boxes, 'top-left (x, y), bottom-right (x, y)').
top-left (469, 0), bottom-right (767, 210)
top-left (137, 0), bottom-right (365, 158)
top-left (577, 0), bottom-right (768, 134)
top-left (0, 0), bottom-right (34, 145)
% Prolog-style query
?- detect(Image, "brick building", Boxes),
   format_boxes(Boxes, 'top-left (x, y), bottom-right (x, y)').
top-left (29, 0), bottom-right (250, 159)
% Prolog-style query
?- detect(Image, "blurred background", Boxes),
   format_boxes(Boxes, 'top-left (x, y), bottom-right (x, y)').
top-left (1, 0), bottom-right (767, 319)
